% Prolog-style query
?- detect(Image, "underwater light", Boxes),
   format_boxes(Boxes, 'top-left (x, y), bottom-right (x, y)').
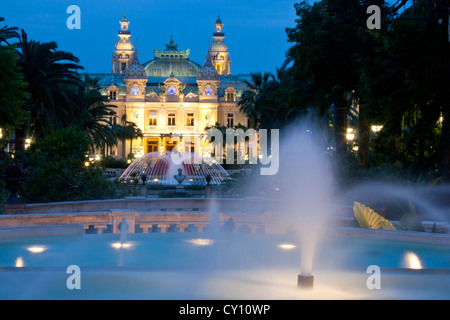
top-left (27, 246), bottom-right (46, 254)
top-left (404, 251), bottom-right (423, 269)
top-left (111, 242), bottom-right (133, 249)
top-left (185, 238), bottom-right (215, 246)
top-left (15, 257), bottom-right (24, 267)
top-left (277, 243), bottom-right (297, 250)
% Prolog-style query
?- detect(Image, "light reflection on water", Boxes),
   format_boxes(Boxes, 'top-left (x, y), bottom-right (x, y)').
top-left (0, 233), bottom-right (448, 270)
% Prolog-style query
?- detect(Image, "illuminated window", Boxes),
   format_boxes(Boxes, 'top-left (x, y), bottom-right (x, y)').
top-left (227, 113), bottom-right (234, 128)
top-left (225, 87), bottom-right (236, 102)
top-left (148, 111), bottom-right (157, 126)
top-left (186, 113), bottom-right (194, 126)
top-left (168, 112), bottom-right (176, 126)
top-left (110, 111), bottom-right (117, 125)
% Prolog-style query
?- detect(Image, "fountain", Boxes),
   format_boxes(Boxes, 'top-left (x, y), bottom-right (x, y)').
top-left (0, 121), bottom-right (449, 299)
top-left (119, 151), bottom-right (230, 186)
top-left (117, 218), bottom-right (129, 266)
top-left (247, 123), bottom-right (335, 289)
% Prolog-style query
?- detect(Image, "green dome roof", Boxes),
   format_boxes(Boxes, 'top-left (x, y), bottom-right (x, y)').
top-left (143, 59), bottom-right (201, 78)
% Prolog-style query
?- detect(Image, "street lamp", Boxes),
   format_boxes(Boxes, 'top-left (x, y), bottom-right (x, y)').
top-left (346, 128), bottom-right (355, 141)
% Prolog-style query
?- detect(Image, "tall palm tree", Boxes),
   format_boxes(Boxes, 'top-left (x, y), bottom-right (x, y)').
top-left (14, 30), bottom-right (83, 152)
top-left (0, 18), bottom-right (28, 129)
top-left (238, 71), bottom-right (273, 129)
top-left (113, 114), bottom-right (143, 158)
top-left (72, 75), bottom-right (118, 152)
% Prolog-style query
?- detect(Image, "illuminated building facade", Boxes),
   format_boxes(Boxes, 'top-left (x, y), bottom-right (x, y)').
top-left (88, 15), bottom-right (250, 157)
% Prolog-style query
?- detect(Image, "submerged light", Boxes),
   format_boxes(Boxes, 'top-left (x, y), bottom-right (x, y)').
top-left (185, 238), bottom-right (215, 246)
top-left (403, 251), bottom-right (423, 269)
top-left (15, 257), bottom-right (24, 267)
top-left (277, 243), bottom-right (297, 250)
top-left (111, 242), bottom-right (133, 249)
top-left (27, 246), bottom-right (46, 254)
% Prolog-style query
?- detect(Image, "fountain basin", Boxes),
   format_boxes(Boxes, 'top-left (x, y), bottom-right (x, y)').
top-left (0, 231), bottom-right (449, 299)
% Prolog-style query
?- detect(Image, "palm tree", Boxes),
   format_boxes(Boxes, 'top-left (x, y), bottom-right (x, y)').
top-left (72, 75), bottom-right (118, 152)
top-left (238, 71), bottom-right (273, 129)
top-left (0, 18), bottom-right (28, 129)
top-left (14, 30), bottom-right (83, 152)
top-left (0, 17), bottom-right (18, 44)
top-left (113, 115), bottom-right (143, 158)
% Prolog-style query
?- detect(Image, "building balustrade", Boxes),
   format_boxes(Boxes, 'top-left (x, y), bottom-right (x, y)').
top-left (0, 209), bottom-right (274, 235)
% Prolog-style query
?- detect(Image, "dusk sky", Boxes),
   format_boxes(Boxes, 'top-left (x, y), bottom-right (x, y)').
top-left (0, 0), bottom-right (299, 75)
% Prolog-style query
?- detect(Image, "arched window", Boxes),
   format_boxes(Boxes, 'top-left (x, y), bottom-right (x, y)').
top-left (108, 85), bottom-right (118, 100)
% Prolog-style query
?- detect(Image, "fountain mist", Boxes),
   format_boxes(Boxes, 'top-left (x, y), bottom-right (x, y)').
top-left (254, 122), bottom-right (335, 286)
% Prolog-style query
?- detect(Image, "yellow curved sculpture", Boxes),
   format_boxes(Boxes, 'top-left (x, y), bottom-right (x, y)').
top-left (353, 202), bottom-right (396, 230)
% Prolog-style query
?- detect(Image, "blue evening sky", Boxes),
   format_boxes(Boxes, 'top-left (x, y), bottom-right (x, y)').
top-left (0, 0), bottom-right (299, 75)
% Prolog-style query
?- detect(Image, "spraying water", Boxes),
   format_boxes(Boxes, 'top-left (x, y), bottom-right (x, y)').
top-left (263, 123), bottom-right (335, 280)
top-left (117, 218), bottom-right (129, 267)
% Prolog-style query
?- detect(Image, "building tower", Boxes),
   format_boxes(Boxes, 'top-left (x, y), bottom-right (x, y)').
top-left (209, 15), bottom-right (231, 76)
top-left (197, 52), bottom-right (220, 102)
top-left (197, 52), bottom-right (220, 131)
top-left (111, 14), bottom-right (135, 74)
top-left (124, 50), bottom-right (148, 101)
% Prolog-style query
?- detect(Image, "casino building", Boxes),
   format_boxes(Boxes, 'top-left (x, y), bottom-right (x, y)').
top-left (88, 15), bottom-right (250, 158)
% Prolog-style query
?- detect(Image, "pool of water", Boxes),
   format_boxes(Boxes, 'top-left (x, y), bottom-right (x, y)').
top-left (1, 232), bottom-right (449, 269)
top-left (0, 232), bottom-right (449, 299)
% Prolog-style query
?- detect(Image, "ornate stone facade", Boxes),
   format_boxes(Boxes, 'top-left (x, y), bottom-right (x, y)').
top-left (87, 15), bottom-right (250, 157)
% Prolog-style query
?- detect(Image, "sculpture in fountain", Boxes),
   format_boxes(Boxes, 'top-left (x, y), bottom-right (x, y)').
top-left (174, 168), bottom-right (186, 194)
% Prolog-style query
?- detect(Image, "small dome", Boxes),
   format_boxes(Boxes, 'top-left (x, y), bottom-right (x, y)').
top-left (209, 40), bottom-right (228, 53)
top-left (197, 53), bottom-right (219, 80)
top-left (115, 38), bottom-right (133, 51)
top-left (125, 52), bottom-right (147, 79)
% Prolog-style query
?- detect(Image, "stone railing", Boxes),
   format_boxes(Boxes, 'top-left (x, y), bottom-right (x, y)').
top-left (0, 209), bottom-right (284, 235)
top-left (0, 197), bottom-right (285, 235)
top-left (2, 197), bottom-right (446, 238)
